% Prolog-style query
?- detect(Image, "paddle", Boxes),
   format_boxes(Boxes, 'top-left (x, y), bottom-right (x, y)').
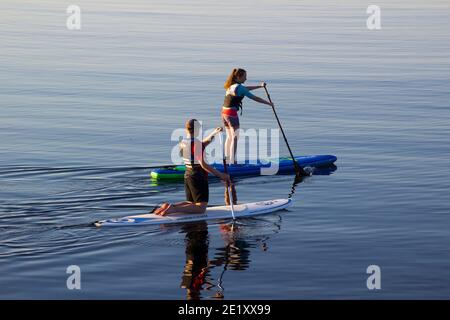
top-left (263, 84), bottom-right (309, 177)
top-left (219, 132), bottom-right (236, 221)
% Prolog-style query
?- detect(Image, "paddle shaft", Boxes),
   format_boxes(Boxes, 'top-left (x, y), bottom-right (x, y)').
top-left (263, 85), bottom-right (308, 177)
top-left (219, 133), bottom-right (236, 220)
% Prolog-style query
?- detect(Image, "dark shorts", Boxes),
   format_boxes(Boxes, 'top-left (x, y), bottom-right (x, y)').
top-left (222, 114), bottom-right (240, 129)
top-left (185, 173), bottom-right (209, 203)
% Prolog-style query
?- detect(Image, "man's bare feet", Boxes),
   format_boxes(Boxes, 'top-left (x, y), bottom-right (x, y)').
top-left (154, 203), bottom-right (170, 215)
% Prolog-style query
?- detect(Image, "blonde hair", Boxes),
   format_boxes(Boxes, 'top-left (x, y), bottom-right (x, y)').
top-left (224, 68), bottom-right (246, 89)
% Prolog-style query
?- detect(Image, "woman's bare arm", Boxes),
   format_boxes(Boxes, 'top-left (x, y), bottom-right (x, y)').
top-left (199, 158), bottom-right (230, 184)
top-left (245, 85), bottom-right (262, 91)
top-left (250, 95), bottom-right (273, 106)
top-left (202, 127), bottom-right (223, 147)
top-left (245, 82), bottom-right (266, 91)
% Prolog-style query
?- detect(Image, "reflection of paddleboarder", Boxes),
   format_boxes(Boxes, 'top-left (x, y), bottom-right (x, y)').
top-left (179, 223), bottom-right (250, 300)
top-left (180, 222), bottom-right (213, 300)
top-left (178, 220), bottom-right (278, 299)
top-left (177, 221), bottom-right (252, 300)
top-left (210, 224), bottom-right (253, 299)
top-left (217, 224), bottom-right (252, 271)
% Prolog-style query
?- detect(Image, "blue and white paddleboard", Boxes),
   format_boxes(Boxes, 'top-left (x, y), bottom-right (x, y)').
top-left (94, 198), bottom-right (292, 227)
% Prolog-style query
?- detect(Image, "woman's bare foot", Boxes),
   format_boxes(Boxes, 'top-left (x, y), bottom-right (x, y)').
top-left (151, 203), bottom-right (164, 213)
top-left (154, 203), bottom-right (170, 215)
top-left (158, 204), bottom-right (173, 216)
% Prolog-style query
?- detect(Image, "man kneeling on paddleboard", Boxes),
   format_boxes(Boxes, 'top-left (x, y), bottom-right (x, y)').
top-left (154, 119), bottom-right (231, 216)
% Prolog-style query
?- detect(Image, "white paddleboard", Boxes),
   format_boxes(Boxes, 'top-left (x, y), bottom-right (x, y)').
top-left (94, 198), bottom-right (292, 227)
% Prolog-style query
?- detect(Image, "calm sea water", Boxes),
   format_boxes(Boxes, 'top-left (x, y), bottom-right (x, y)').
top-left (1, 0), bottom-right (449, 299)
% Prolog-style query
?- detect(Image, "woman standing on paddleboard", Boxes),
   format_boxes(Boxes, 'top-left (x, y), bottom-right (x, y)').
top-left (222, 68), bottom-right (274, 164)
top-left (221, 68), bottom-right (273, 205)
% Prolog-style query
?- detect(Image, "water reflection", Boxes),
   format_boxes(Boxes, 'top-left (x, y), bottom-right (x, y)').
top-left (210, 224), bottom-right (253, 299)
top-left (179, 217), bottom-right (282, 300)
top-left (287, 164), bottom-right (337, 198)
top-left (180, 222), bottom-right (211, 300)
